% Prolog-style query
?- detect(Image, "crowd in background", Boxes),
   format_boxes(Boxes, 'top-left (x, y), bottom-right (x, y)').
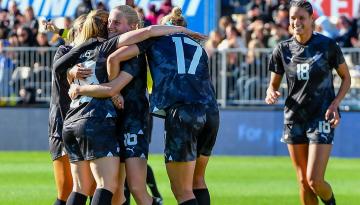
top-left (205, 0), bottom-right (360, 58)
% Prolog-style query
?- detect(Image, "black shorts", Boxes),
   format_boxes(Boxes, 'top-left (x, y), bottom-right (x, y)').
top-left (118, 116), bottom-right (150, 161)
top-left (49, 117), bottom-right (66, 160)
top-left (62, 117), bottom-right (120, 163)
top-left (282, 118), bottom-right (334, 144)
top-left (164, 103), bottom-right (219, 163)
top-left (49, 135), bottom-right (66, 161)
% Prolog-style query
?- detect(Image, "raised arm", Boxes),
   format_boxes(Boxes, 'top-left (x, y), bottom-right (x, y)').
top-left (116, 25), bottom-right (206, 48)
top-left (69, 45), bottom-right (141, 98)
top-left (53, 38), bottom-right (97, 75)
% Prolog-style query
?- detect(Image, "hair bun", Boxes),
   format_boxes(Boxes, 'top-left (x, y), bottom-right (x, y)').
top-left (171, 7), bottom-right (182, 17)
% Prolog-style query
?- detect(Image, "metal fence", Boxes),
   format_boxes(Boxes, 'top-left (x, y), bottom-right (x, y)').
top-left (0, 47), bottom-right (360, 109)
top-left (210, 48), bottom-right (360, 110)
top-left (0, 47), bottom-right (58, 105)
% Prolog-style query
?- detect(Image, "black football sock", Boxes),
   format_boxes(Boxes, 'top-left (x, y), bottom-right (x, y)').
top-left (193, 189), bottom-right (210, 205)
top-left (53, 198), bottom-right (66, 205)
top-left (66, 192), bottom-right (87, 205)
top-left (147, 165), bottom-right (162, 199)
top-left (91, 188), bottom-right (113, 205)
top-left (179, 199), bottom-right (198, 205)
top-left (321, 193), bottom-right (336, 205)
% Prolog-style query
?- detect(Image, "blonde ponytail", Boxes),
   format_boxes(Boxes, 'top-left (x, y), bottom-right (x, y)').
top-left (160, 7), bottom-right (187, 27)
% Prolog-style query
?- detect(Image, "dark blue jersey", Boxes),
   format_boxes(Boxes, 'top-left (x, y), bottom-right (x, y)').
top-left (119, 54), bottom-right (149, 129)
top-left (136, 33), bottom-right (217, 117)
top-left (268, 32), bottom-right (345, 123)
top-left (54, 37), bottom-right (120, 122)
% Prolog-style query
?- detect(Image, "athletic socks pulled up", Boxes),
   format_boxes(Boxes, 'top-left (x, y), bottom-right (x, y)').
top-left (91, 188), bottom-right (113, 205)
top-left (53, 198), bottom-right (66, 205)
top-left (179, 198), bottom-right (198, 205)
top-left (321, 193), bottom-right (336, 205)
top-left (193, 189), bottom-right (210, 205)
top-left (66, 192), bottom-right (87, 205)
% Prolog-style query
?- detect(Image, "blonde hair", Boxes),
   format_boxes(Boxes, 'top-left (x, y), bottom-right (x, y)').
top-left (74, 9), bottom-right (109, 46)
top-left (160, 7), bottom-right (187, 27)
top-left (67, 14), bottom-right (87, 43)
top-left (114, 5), bottom-right (141, 29)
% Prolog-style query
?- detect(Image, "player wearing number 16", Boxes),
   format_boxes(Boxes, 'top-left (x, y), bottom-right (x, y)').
top-left (265, 1), bottom-right (351, 205)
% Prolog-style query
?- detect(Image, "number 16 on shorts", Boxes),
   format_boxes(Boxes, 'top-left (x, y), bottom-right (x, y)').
top-left (319, 121), bottom-right (331, 134)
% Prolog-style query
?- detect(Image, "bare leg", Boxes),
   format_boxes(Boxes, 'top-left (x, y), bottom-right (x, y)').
top-left (53, 155), bottom-right (73, 201)
top-left (288, 144), bottom-right (318, 205)
top-left (307, 144), bottom-right (334, 201)
top-left (112, 162), bottom-right (126, 205)
top-left (166, 161), bottom-right (196, 204)
top-left (125, 158), bottom-right (153, 205)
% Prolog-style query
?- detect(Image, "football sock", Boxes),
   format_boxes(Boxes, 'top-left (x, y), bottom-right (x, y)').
top-left (91, 188), bottom-right (113, 205)
top-left (66, 192), bottom-right (87, 205)
top-left (321, 193), bottom-right (336, 205)
top-left (193, 189), bottom-right (210, 205)
top-left (147, 165), bottom-right (162, 199)
top-left (53, 198), bottom-right (66, 205)
top-left (179, 199), bottom-right (198, 205)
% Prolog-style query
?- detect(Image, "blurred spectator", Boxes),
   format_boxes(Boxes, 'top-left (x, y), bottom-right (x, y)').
top-left (218, 15), bottom-right (233, 39)
top-left (134, 7), bottom-right (151, 27)
top-left (146, 4), bottom-right (158, 25)
top-left (96, 1), bottom-right (108, 11)
top-left (24, 6), bottom-right (39, 37)
top-left (7, 31), bottom-right (19, 47)
top-left (36, 32), bottom-right (49, 47)
top-left (267, 23), bottom-right (288, 48)
top-left (314, 16), bottom-right (338, 39)
top-left (0, 39), bottom-right (15, 98)
top-left (273, 4), bottom-right (289, 30)
top-left (75, 0), bottom-right (93, 18)
top-left (218, 24), bottom-right (246, 50)
top-left (248, 19), bottom-right (268, 47)
top-left (229, 0), bottom-right (251, 14)
top-left (7, 0), bottom-right (21, 29)
top-left (16, 26), bottom-right (36, 47)
top-left (246, 0), bottom-right (272, 22)
top-left (157, 0), bottom-right (173, 24)
top-left (336, 15), bottom-right (357, 47)
top-left (204, 30), bottom-right (222, 57)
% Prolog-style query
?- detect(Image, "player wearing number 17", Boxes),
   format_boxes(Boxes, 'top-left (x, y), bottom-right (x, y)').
top-left (265, 1), bottom-right (351, 205)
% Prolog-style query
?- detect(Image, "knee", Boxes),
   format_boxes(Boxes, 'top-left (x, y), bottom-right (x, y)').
top-left (128, 184), bottom-right (146, 198)
top-left (307, 177), bottom-right (324, 193)
top-left (297, 177), bottom-right (312, 191)
top-left (170, 184), bottom-right (194, 201)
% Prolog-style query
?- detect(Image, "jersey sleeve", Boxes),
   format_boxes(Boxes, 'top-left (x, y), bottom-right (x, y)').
top-left (53, 38), bottom-right (98, 75)
top-left (328, 40), bottom-right (345, 69)
top-left (121, 56), bottom-right (141, 78)
top-left (53, 45), bottom-right (71, 62)
top-left (268, 44), bottom-right (285, 75)
top-left (99, 36), bottom-right (119, 56)
top-left (136, 38), bottom-right (156, 54)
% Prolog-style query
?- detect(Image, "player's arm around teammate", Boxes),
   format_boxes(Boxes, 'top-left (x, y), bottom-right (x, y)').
top-left (265, 1), bottom-right (351, 205)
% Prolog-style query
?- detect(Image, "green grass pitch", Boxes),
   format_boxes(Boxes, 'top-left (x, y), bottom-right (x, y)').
top-left (0, 152), bottom-right (359, 205)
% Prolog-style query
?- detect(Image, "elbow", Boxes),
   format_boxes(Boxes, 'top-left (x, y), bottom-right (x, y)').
top-left (145, 26), bottom-right (154, 38)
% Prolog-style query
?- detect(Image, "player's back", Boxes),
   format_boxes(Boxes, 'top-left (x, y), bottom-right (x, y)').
top-left (138, 33), bottom-right (217, 116)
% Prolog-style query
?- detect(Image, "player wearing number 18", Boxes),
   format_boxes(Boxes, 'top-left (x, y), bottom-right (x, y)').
top-left (265, 1), bottom-right (351, 205)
